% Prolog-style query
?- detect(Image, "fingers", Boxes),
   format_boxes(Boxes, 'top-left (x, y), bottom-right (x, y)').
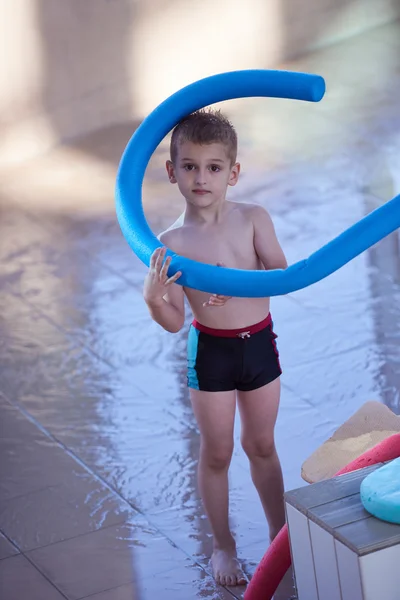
top-left (160, 254), bottom-right (172, 280)
top-left (151, 247), bottom-right (182, 285)
top-left (154, 246), bottom-right (166, 272)
top-left (152, 247), bottom-right (172, 278)
top-left (149, 247), bottom-right (161, 269)
top-left (166, 271), bottom-right (182, 285)
top-left (202, 294), bottom-right (231, 307)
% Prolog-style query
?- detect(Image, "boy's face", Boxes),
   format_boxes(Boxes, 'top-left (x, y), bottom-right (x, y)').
top-left (166, 141), bottom-right (240, 207)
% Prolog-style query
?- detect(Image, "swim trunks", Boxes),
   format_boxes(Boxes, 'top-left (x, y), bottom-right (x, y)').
top-left (187, 313), bottom-right (282, 392)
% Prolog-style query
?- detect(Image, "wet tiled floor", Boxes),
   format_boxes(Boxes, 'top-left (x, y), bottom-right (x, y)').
top-left (1, 21), bottom-right (400, 600)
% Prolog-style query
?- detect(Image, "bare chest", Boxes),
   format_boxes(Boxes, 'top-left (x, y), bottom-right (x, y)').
top-left (180, 221), bottom-right (257, 269)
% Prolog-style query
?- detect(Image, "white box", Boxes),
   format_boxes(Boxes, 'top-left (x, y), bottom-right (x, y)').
top-left (285, 464), bottom-right (400, 600)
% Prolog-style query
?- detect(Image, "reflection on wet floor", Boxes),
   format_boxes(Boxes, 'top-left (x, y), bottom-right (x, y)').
top-left (1, 21), bottom-right (400, 600)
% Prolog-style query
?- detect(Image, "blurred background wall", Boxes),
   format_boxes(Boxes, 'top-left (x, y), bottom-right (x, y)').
top-left (1, 0), bottom-right (399, 169)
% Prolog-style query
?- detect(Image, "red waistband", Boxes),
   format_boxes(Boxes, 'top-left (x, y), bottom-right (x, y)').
top-left (192, 313), bottom-right (272, 338)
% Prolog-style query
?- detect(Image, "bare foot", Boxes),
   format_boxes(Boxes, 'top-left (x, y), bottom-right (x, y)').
top-left (210, 548), bottom-right (248, 587)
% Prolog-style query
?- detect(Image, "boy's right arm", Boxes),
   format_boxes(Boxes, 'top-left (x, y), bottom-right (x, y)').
top-left (143, 247), bottom-right (185, 333)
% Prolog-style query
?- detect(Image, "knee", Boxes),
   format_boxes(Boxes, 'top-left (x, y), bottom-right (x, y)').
top-left (241, 436), bottom-right (276, 461)
top-left (200, 441), bottom-right (233, 471)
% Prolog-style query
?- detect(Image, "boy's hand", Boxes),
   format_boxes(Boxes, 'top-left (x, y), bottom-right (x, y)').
top-left (143, 247), bottom-right (182, 306)
top-left (203, 262), bottom-right (232, 308)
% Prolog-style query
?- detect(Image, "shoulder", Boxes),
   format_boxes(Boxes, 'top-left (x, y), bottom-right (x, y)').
top-left (158, 217), bottom-right (186, 253)
top-left (158, 227), bottom-right (180, 245)
top-left (235, 202), bottom-right (273, 225)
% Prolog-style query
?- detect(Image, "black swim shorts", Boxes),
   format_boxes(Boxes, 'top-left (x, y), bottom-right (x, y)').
top-left (187, 313), bottom-right (282, 392)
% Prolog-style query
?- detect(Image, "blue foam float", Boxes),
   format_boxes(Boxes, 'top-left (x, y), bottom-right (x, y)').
top-left (115, 69), bottom-right (400, 297)
top-left (360, 457), bottom-right (400, 524)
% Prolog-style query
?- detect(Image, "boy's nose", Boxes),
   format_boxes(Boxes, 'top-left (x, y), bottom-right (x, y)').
top-left (195, 170), bottom-right (207, 185)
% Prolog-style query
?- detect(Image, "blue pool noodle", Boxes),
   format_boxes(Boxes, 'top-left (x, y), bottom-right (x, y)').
top-left (116, 69), bottom-right (400, 297)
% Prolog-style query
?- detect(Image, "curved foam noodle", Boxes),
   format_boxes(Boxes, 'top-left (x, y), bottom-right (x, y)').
top-left (360, 457), bottom-right (400, 524)
top-left (115, 68), bottom-right (400, 297)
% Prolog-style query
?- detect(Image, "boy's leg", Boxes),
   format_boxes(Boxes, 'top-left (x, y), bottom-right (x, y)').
top-left (190, 389), bottom-right (247, 586)
top-left (237, 377), bottom-right (285, 540)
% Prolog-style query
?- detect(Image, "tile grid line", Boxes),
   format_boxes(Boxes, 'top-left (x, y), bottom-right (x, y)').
top-left (0, 391), bottom-right (241, 599)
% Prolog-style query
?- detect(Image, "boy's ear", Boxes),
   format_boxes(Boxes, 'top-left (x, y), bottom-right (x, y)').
top-left (228, 162), bottom-right (240, 187)
top-left (166, 160), bottom-right (177, 184)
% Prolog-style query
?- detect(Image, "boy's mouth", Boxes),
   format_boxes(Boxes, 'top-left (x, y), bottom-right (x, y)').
top-left (192, 189), bottom-right (210, 195)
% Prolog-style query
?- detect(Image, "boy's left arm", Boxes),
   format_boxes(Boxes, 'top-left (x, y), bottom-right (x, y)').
top-left (251, 205), bottom-right (288, 270)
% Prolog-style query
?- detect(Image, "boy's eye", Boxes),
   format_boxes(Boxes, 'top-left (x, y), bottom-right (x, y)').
top-left (182, 163), bottom-right (221, 172)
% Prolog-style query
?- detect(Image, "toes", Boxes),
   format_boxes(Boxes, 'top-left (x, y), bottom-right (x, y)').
top-left (233, 562), bottom-right (248, 586)
top-left (210, 554), bottom-right (248, 588)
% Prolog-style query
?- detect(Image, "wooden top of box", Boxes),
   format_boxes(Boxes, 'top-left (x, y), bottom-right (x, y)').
top-left (285, 464), bottom-right (400, 555)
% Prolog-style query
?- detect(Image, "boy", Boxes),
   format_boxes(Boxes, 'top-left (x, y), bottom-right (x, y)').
top-left (143, 109), bottom-right (287, 587)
